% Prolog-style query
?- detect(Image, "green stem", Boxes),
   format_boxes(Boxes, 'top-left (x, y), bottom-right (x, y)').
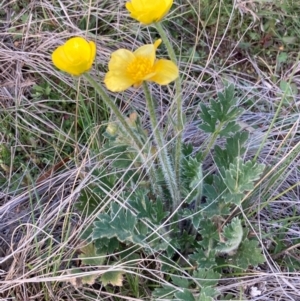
top-left (154, 22), bottom-right (183, 189)
top-left (143, 82), bottom-right (180, 211)
top-left (83, 73), bottom-right (143, 149)
top-left (202, 123), bottom-right (224, 160)
top-left (154, 22), bottom-right (178, 66)
top-left (83, 73), bottom-right (161, 195)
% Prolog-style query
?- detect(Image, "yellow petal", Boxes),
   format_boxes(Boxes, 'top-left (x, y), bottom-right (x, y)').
top-left (125, 0), bottom-right (173, 25)
top-left (108, 49), bottom-right (135, 72)
top-left (149, 59), bottom-right (179, 85)
top-left (52, 45), bottom-right (69, 72)
top-left (63, 37), bottom-right (90, 64)
top-left (52, 45), bottom-right (82, 76)
top-left (88, 41), bottom-right (97, 67)
top-left (134, 44), bottom-right (156, 65)
top-left (51, 37), bottom-right (96, 76)
top-left (154, 39), bottom-right (162, 50)
top-left (104, 71), bottom-right (135, 92)
top-left (160, 0), bottom-right (173, 20)
top-left (125, 2), bottom-right (140, 14)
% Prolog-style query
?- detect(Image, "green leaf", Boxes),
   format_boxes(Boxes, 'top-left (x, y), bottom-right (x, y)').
top-left (79, 243), bottom-right (105, 266)
top-left (77, 169), bottom-right (116, 215)
top-left (197, 219), bottom-right (220, 251)
top-left (128, 189), bottom-right (168, 225)
top-left (101, 141), bottom-right (142, 170)
top-left (216, 217), bottom-right (243, 253)
top-left (182, 143), bottom-right (194, 157)
top-left (222, 192), bottom-right (244, 206)
top-left (175, 289), bottom-right (195, 301)
top-left (198, 287), bottom-right (218, 301)
top-left (80, 224), bottom-right (93, 241)
top-left (101, 143), bottom-right (128, 158)
top-left (281, 36), bottom-right (296, 44)
top-left (219, 121), bottom-right (240, 137)
top-left (189, 248), bottom-right (217, 269)
top-left (191, 212), bottom-right (202, 230)
top-left (172, 275), bottom-right (190, 289)
top-left (101, 270), bottom-right (124, 287)
top-left (81, 274), bottom-right (99, 285)
top-left (181, 156), bottom-right (203, 203)
top-left (230, 238), bottom-right (265, 270)
top-left (45, 85), bottom-right (51, 96)
top-left (198, 293), bottom-right (213, 301)
top-left (202, 179), bottom-right (230, 218)
top-left (199, 86), bottom-right (242, 134)
top-left (223, 158), bottom-right (265, 205)
top-left (280, 80), bottom-right (298, 103)
top-left (127, 190), bottom-right (170, 251)
top-left (67, 268), bottom-right (99, 287)
top-left (93, 236), bottom-right (120, 254)
top-left (166, 238), bottom-right (180, 257)
top-left (277, 52), bottom-right (288, 64)
top-left (193, 268), bottom-right (221, 287)
top-left (175, 226), bottom-right (200, 250)
top-left (107, 237), bottom-right (120, 253)
top-left (225, 159), bottom-right (265, 193)
top-left (198, 219), bottom-right (219, 242)
top-left (198, 123), bottom-right (215, 133)
top-left (214, 131), bottom-right (249, 169)
top-left (152, 285), bottom-right (177, 299)
top-left (111, 156), bottom-right (132, 169)
top-left (214, 85), bottom-right (236, 119)
top-left (199, 104), bottom-right (216, 133)
top-left (93, 203), bottom-right (145, 245)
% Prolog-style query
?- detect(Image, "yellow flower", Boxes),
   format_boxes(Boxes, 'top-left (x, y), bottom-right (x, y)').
top-left (126, 0), bottom-right (173, 25)
top-left (52, 37), bottom-right (96, 76)
top-left (104, 39), bottom-right (178, 92)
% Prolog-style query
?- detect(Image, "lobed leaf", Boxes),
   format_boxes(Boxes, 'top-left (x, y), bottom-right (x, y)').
top-left (214, 131), bottom-right (249, 169)
top-left (198, 288), bottom-right (218, 301)
top-left (93, 203), bottom-right (145, 245)
top-left (193, 268), bottom-right (221, 288)
top-left (189, 248), bottom-right (217, 269)
top-left (224, 158), bottom-right (265, 197)
top-left (230, 238), bottom-right (265, 270)
top-left (79, 243), bottom-right (105, 266)
top-left (175, 289), bottom-right (195, 301)
top-left (101, 270), bottom-right (124, 287)
top-left (216, 217), bottom-right (243, 253)
top-left (199, 85), bottom-right (243, 135)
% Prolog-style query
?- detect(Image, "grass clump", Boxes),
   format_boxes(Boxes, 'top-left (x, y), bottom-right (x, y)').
top-left (1, 1), bottom-right (300, 301)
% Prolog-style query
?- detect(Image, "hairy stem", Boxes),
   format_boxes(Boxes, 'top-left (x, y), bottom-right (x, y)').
top-left (84, 73), bottom-right (143, 149)
top-left (143, 82), bottom-right (180, 211)
top-left (84, 73), bottom-right (160, 194)
top-left (155, 22), bottom-right (184, 189)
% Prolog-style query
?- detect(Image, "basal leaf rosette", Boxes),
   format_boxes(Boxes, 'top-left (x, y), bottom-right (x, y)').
top-left (126, 0), bottom-right (173, 25)
top-left (52, 37), bottom-right (96, 76)
top-left (104, 39), bottom-right (178, 92)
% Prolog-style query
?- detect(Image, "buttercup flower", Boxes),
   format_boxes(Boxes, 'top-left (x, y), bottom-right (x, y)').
top-left (104, 39), bottom-right (178, 92)
top-left (52, 37), bottom-right (96, 76)
top-left (126, 0), bottom-right (173, 25)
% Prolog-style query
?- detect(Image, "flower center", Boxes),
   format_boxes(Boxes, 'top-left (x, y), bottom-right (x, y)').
top-left (127, 57), bottom-right (154, 82)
